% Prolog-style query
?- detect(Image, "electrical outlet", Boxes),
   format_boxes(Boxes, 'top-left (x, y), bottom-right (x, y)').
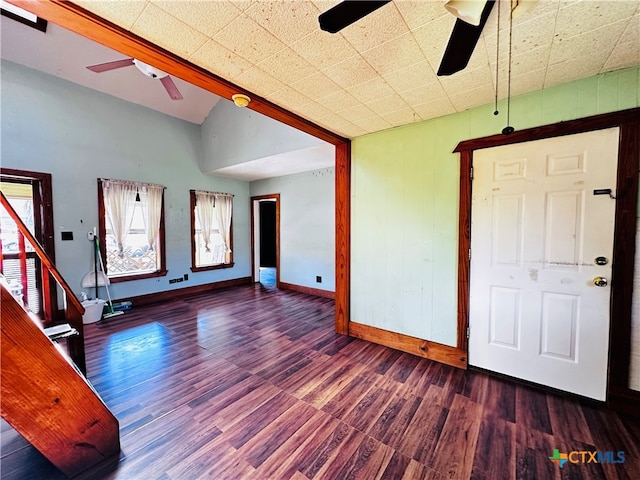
top-left (169, 278), bottom-right (177, 284)
top-left (176, 277), bottom-right (183, 283)
top-left (316, 276), bottom-right (322, 283)
top-left (183, 274), bottom-right (189, 281)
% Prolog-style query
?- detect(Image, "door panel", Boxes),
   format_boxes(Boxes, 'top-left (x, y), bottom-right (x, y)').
top-left (469, 127), bottom-right (620, 400)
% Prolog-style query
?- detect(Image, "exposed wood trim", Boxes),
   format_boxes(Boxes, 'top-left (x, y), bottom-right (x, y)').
top-left (348, 321), bottom-right (467, 369)
top-left (0, 168), bottom-right (57, 317)
top-left (250, 194), bottom-right (281, 287)
top-left (453, 107), bottom-right (640, 410)
top-left (454, 108), bottom-right (640, 153)
top-left (115, 276), bottom-right (252, 307)
top-left (335, 142), bottom-right (351, 335)
top-left (13, 0), bottom-right (351, 344)
top-left (457, 150), bottom-right (472, 352)
top-left (12, 0), bottom-right (347, 147)
top-left (279, 281), bottom-right (335, 299)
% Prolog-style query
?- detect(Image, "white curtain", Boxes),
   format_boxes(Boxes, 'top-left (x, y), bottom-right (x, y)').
top-left (195, 191), bottom-right (216, 252)
top-left (102, 180), bottom-right (137, 256)
top-left (142, 184), bottom-right (164, 250)
top-left (215, 194), bottom-right (233, 263)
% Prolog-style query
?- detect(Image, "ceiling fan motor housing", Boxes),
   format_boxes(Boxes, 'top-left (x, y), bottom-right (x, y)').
top-left (133, 59), bottom-right (168, 79)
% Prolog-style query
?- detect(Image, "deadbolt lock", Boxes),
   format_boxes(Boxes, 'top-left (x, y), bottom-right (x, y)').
top-left (593, 277), bottom-right (608, 287)
top-left (595, 256), bottom-right (609, 266)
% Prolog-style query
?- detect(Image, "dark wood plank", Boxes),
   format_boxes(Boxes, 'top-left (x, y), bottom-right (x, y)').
top-left (4, 284), bottom-right (640, 480)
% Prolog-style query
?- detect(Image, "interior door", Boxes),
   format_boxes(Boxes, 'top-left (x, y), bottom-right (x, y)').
top-left (468, 127), bottom-right (620, 400)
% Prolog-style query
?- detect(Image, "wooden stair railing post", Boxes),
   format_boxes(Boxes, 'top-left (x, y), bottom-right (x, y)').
top-left (0, 192), bottom-right (86, 373)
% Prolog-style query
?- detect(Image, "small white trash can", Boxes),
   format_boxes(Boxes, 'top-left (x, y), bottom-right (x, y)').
top-left (82, 299), bottom-right (106, 324)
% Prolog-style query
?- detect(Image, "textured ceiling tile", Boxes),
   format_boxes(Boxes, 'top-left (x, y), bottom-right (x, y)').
top-left (382, 60), bottom-right (437, 94)
top-left (296, 100), bottom-right (334, 120)
top-left (290, 70), bottom-right (342, 99)
top-left (268, 85), bottom-right (313, 110)
top-left (395, 0), bottom-right (449, 30)
top-left (338, 2), bottom-right (410, 53)
top-left (604, 41), bottom-right (640, 72)
top-left (245, 0), bottom-right (321, 45)
top-left (190, 39), bottom-right (253, 80)
top-left (618, 13), bottom-right (639, 45)
top-left (329, 120), bottom-right (368, 139)
top-left (213, 14), bottom-right (287, 65)
top-left (483, 11), bottom-right (557, 60)
top-left (351, 115), bottom-right (393, 133)
top-left (347, 76), bottom-right (396, 103)
top-left (507, 69), bottom-right (546, 97)
top-left (322, 54), bottom-right (379, 89)
top-left (235, 65), bottom-right (286, 97)
top-left (555, 0), bottom-right (639, 39)
top-left (152, 1), bottom-right (242, 38)
top-left (548, 21), bottom-right (627, 66)
top-left (290, 30), bottom-right (360, 70)
top-left (449, 82), bottom-right (496, 111)
top-left (544, 55), bottom-right (603, 88)
top-left (413, 96), bottom-right (456, 121)
top-left (363, 32), bottom-right (427, 76)
top-left (489, 46), bottom-right (551, 82)
top-left (380, 107), bottom-right (421, 127)
top-left (73, 0), bottom-right (147, 30)
top-left (316, 89), bottom-right (363, 110)
top-left (131, 3), bottom-right (208, 58)
top-left (337, 103), bottom-right (378, 124)
top-left (438, 65), bottom-right (495, 95)
top-left (398, 81), bottom-right (449, 107)
top-left (365, 93), bottom-right (411, 116)
top-left (258, 47), bottom-right (317, 84)
top-left (412, 13), bottom-right (457, 60)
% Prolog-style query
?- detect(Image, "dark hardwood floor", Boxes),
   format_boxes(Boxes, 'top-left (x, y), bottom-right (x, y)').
top-left (2, 283), bottom-right (639, 479)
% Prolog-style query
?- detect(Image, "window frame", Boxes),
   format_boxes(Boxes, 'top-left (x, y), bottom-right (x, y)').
top-left (190, 190), bottom-right (234, 272)
top-left (97, 179), bottom-right (167, 283)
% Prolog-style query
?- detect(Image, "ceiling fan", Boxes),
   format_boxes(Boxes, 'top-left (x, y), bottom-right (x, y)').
top-left (86, 58), bottom-right (183, 100)
top-left (318, 0), bottom-right (496, 77)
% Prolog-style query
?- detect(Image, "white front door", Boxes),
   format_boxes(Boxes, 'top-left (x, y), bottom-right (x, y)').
top-left (468, 127), bottom-right (620, 400)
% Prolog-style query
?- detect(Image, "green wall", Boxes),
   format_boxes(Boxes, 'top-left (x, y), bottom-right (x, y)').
top-left (351, 66), bottom-right (640, 347)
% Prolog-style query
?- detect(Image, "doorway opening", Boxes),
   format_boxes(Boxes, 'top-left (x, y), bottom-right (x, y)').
top-left (0, 168), bottom-right (57, 322)
top-left (251, 194), bottom-right (280, 288)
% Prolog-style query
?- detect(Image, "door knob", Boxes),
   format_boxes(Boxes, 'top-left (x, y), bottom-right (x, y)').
top-left (593, 277), bottom-right (608, 287)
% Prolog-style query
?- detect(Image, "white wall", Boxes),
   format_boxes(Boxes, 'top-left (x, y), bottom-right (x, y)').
top-left (200, 98), bottom-right (325, 172)
top-left (251, 168), bottom-right (335, 292)
top-left (1, 60), bottom-right (251, 301)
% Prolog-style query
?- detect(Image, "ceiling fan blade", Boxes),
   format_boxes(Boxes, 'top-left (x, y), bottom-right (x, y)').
top-left (437, 0), bottom-right (495, 76)
top-left (160, 76), bottom-right (183, 100)
top-left (319, 1), bottom-right (391, 34)
top-left (86, 58), bottom-right (134, 73)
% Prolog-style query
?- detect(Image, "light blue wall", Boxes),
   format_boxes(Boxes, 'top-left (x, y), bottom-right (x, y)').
top-left (351, 66), bottom-right (640, 347)
top-left (200, 98), bottom-right (325, 172)
top-left (251, 168), bottom-right (335, 292)
top-left (1, 60), bottom-right (251, 301)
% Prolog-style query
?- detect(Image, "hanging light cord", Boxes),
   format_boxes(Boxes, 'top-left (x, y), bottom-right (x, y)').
top-left (494, 0), bottom-right (501, 115)
top-left (502, 1), bottom-right (515, 134)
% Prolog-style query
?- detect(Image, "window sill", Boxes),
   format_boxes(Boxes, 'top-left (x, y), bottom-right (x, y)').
top-left (108, 269), bottom-right (168, 283)
top-left (190, 263), bottom-right (234, 273)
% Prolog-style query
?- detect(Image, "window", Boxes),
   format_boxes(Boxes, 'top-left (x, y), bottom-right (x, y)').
top-left (98, 179), bottom-right (166, 282)
top-left (190, 190), bottom-right (233, 271)
top-left (1, 1), bottom-right (47, 32)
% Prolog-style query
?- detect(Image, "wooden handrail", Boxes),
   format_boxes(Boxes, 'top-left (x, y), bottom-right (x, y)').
top-left (0, 192), bottom-right (84, 315)
top-left (1, 191), bottom-right (86, 373)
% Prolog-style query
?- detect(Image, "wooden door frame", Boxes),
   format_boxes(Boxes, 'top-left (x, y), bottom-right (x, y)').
top-left (251, 194), bottom-right (280, 288)
top-left (454, 107), bottom-right (640, 413)
top-left (0, 168), bottom-right (58, 319)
